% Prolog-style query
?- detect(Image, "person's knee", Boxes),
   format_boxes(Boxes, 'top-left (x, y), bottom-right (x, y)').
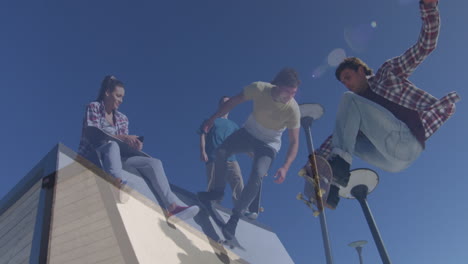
top-left (340, 91), bottom-right (359, 104)
top-left (100, 140), bottom-right (120, 152)
top-left (149, 158), bottom-right (163, 169)
top-left (250, 168), bottom-right (266, 186)
top-left (385, 162), bottom-right (410, 173)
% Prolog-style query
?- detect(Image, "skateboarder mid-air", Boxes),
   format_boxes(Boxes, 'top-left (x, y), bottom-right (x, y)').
top-left (198, 68), bottom-right (301, 240)
top-left (313, 0), bottom-right (460, 209)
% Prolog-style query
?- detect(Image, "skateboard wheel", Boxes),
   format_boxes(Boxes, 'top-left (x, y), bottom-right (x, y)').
top-left (296, 193), bottom-right (303, 200)
top-left (298, 168), bottom-right (307, 176)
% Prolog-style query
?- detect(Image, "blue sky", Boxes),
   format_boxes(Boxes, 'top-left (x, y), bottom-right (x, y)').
top-left (1, 0), bottom-right (467, 263)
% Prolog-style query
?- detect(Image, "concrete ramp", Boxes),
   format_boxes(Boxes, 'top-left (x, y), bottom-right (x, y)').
top-left (0, 144), bottom-right (294, 264)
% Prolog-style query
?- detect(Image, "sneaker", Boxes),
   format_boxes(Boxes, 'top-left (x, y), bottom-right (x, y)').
top-left (222, 215), bottom-right (239, 240)
top-left (325, 185), bottom-right (340, 209)
top-left (244, 211), bottom-right (258, 220)
top-left (112, 179), bottom-right (129, 204)
top-left (167, 205), bottom-right (200, 224)
top-left (329, 155), bottom-right (351, 187)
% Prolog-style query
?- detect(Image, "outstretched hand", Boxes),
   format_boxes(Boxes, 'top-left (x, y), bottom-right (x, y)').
top-left (273, 167), bottom-right (288, 184)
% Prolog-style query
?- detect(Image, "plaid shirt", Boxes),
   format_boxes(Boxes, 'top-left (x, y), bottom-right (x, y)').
top-left (78, 101), bottom-right (129, 159)
top-left (317, 2), bottom-right (461, 160)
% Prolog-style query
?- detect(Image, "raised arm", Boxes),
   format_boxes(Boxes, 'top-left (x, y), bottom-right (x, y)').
top-left (386, 0), bottom-right (440, 78)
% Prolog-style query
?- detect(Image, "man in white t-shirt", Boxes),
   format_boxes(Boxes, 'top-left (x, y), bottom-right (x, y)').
top-left (198, 68), bottom-right (301, 240)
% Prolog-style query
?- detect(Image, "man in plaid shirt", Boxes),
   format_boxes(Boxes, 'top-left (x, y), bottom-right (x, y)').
top-left (316, 0), bottom-right (460, 208)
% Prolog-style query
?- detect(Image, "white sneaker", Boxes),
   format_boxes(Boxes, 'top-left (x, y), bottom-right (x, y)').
top-left (112, 180), bottom-right (129, 204)
top-left (168, 205), bottom-right (200, 224)
top-left (244, 211), bottom-right (258, 220)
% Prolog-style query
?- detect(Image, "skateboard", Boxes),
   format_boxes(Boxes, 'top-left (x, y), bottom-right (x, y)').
top-left (197, 196), bottom-right (244, 250)
top-left (297, 155), bottom-right (334, 216)
top-left (85, 126), bottom-right (149, 158)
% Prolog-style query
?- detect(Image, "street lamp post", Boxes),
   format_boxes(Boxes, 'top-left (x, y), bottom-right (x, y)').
top-left (339, 169), bottom-right (392, 264)
top-left (298, 103), bottom-right (333, 264)
top-left (348, 240), bottom-right (367, 264)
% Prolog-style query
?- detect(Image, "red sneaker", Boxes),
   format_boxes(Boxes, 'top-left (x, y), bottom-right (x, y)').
top-left (168, 205), bottom-right (200, 224)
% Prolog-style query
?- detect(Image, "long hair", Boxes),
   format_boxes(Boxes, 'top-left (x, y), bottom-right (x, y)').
top-left (96, 75), bottom-right (124, 102)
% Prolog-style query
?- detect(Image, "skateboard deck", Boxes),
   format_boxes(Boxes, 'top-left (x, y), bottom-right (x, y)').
top-left (298, 155), bottom-right (334, 214)
top-left (197, 197), bottom-right (244, 250)
top-left (85, 126), bottom-right (150, 158)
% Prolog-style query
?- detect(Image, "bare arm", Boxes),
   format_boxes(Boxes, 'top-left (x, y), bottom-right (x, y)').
top-left (199, 133), bottom-right (208, 162)
top-left (274, 127), bottom-right (300, 184)
top-left (203, 92), bottom-right (247, 133)
top-left (283, 127), bottom-right (300, 169)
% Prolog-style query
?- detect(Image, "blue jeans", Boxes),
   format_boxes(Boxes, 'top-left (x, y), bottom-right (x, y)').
top-left (332, 92), bottom-right (423, 172)
top-left (95, 141), bottom-right (185, 208)
top-left (211, 128), bottom-right (276, 216)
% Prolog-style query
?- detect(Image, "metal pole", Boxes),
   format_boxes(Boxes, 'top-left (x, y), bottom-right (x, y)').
top-left (356, 246), bottom-right (363, 264)
top-left (351, 185), bottom-right (391, 264)
top-left (301, 118), bottom-right (333, 264)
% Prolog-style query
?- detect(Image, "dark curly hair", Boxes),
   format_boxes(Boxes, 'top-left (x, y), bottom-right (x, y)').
top-left (335, 57), bottom-right (373, 81)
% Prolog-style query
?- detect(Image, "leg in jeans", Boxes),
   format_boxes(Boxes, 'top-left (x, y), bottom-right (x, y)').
top-left (211, 129), bottom-right (253, 196)
top-left (205, 161), bottom-right (222, 204)
top-left (232, 146), bottom-right (274, 216)
top-left (206, 160), bottom-right (244, 205)
top-left (96, 141), bottom-right (198, 222)
top-left (96, 141), bottom-right (126, 179)
top-left (124, 156), bottom-right (185, 209)
top-left (226, 160), bottom-right (244, 206)
top-left (205, 161), bottom-right (215, 190)
top-left (223, 138), bottom-right (275, 239)
top-left (354, 125), bottom-right (422, 172)
top-left (332, 92), bottom-right (423, 170)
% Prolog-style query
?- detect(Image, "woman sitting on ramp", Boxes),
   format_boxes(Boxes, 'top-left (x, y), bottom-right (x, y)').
top-left (78, 75), bottom-right (199, 223)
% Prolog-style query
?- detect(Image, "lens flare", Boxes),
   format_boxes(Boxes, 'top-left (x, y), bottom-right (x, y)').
top-left (344, 23), bottom-right (375, 53)
top-left (312, 65), bottom-right (328, 79)
top-left (327, 48), bottom-right (346, 67)
top-left (311, 48), bottom-right (347, 79)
